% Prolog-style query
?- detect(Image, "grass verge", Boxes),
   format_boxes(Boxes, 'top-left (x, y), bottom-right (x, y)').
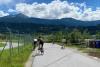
top-left (0, 43), bottom-right (32, 67)
top-left (0, 43), bottom-right (4, 47)
top-left (66, 44), bottom-right (100, 58)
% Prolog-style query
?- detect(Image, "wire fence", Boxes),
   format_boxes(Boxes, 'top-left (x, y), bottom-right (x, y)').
top-left (0, 30), bottom-right (33, 67)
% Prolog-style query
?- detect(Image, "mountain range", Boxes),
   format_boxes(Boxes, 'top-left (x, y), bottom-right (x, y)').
top-left (0, 14), bottom-right (100, 33)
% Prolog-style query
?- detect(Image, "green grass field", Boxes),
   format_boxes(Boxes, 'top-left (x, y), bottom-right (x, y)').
top-left (0, 43), bottom-right (32, 67)
top-left (0, 43), bottom-right (5, 47)
top-left (79, 48), bottom-right (100, 58)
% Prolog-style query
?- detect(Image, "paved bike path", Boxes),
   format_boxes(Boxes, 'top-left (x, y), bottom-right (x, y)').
top-left (32, 43), bottom-right (100, 67)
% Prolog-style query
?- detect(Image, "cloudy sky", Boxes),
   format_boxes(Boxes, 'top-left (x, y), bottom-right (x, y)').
top-left (0, 0), bottom-right (100, 21)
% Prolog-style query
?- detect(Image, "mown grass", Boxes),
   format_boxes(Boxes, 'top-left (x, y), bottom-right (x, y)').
top-left (81, 48), bottom-right (100, 58)
top-left (0, 43), bottom-right (5, 47)
top-left (0, 43), bottom-right (32, 67)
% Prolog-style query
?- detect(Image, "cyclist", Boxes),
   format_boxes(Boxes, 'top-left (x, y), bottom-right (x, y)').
top-left (33, 38), bottom-right (37, 50)
top-left (61, 37), bottom-right (66, 49)
top-left (38, 36), bottom-right (44, 55)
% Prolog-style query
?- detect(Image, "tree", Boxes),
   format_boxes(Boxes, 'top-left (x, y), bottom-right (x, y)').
top-left (70, 29), bottom-right (82, 43)
top-left (96, 31), bottom-right (100, 39)
top-left (82, 30), bottom-right (91, 39)
top-left (54, 31), bottom-right (64, 42)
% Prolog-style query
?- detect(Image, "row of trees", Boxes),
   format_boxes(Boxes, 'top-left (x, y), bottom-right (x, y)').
top-left (44, 29), bottom-right (100, 43)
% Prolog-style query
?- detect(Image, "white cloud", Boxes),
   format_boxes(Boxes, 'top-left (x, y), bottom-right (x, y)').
top-left (81, 8), bottom-right (100, 21)
top-left (16, 0), bottom-right (100, 21)
top-left (0, 0), bottom-right (12, 5)
top-left (0, 11), bottom-right (9, 17)
top-left (8, 9), bottom-right (16, 13)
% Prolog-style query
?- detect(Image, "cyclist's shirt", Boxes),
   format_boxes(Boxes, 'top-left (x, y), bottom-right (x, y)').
top-left (38, 38), bottom-right (44, 44)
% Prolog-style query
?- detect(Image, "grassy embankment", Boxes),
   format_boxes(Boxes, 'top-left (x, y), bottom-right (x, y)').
top-left (65, 43), bottom-right (100, 58)
top-left (0, 43), bottom-right (4, 47)
top-left (0, 43), bottom-right (32, 67)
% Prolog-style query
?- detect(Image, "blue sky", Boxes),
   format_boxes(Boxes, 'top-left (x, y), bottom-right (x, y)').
top-left (24, 0), bottom-right (100, 9)
top-left (67, 0), bottom-right (100, 10)
top-left (0, 0), bottom-right (100, 11)
top-left (0, 0), bottom-right (100, 21)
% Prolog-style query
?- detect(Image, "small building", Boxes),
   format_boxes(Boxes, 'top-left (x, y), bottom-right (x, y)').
top-left (85, 39), bottom-right (100, 48)
top-left (95, 40), bottom-right (100, 48)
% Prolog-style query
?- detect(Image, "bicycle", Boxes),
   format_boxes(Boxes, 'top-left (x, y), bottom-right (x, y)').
top-left (38, 45), bottom-right (44, 55)
top-left (61, 43), bottom-right (65, 49)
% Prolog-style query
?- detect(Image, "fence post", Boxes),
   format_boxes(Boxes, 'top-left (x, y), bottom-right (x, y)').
top-left (18, 31), bottom-right (20, 55)
top-left (23, 33), bottom-right (25, 46)
top-left (8, 29), bottom-right (12, 67)
top-left (0, 34), bottom-right (8, 61)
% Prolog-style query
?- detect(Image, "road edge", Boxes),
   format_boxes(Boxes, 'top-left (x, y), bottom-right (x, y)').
top-left (24, 50), bottom-right (35, 67)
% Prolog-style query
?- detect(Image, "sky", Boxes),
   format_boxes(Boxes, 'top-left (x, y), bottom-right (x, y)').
top-left (0, 0), bottom-right (100, 21)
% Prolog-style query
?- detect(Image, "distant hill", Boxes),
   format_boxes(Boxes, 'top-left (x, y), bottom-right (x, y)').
top-left (0, 14), bottom-right (100, 33)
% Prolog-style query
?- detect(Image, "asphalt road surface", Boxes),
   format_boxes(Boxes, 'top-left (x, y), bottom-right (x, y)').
top-left (32, 43), bottom-right (100, 67)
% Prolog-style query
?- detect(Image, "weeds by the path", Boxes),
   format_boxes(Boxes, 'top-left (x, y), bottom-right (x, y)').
top-left (0, 43), bottom-right (4, 47)
top-left (0, 44), bottom-right (32, 67)
top-left (66, 44), bottom-right (100, 58)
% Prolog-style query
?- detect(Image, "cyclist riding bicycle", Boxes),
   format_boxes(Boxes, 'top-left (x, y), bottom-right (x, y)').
top-left (33, 38), bottom-right (37, 50)
top-left (38, 36), bottom-right (44, 55)
top-left (61, 37), bottom-right (66, 49)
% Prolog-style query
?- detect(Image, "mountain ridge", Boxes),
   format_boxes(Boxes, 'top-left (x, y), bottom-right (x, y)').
top-left (0, 14), bottom-right (100, 27)
top-left (0, 14), bottom-right (100, 33)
